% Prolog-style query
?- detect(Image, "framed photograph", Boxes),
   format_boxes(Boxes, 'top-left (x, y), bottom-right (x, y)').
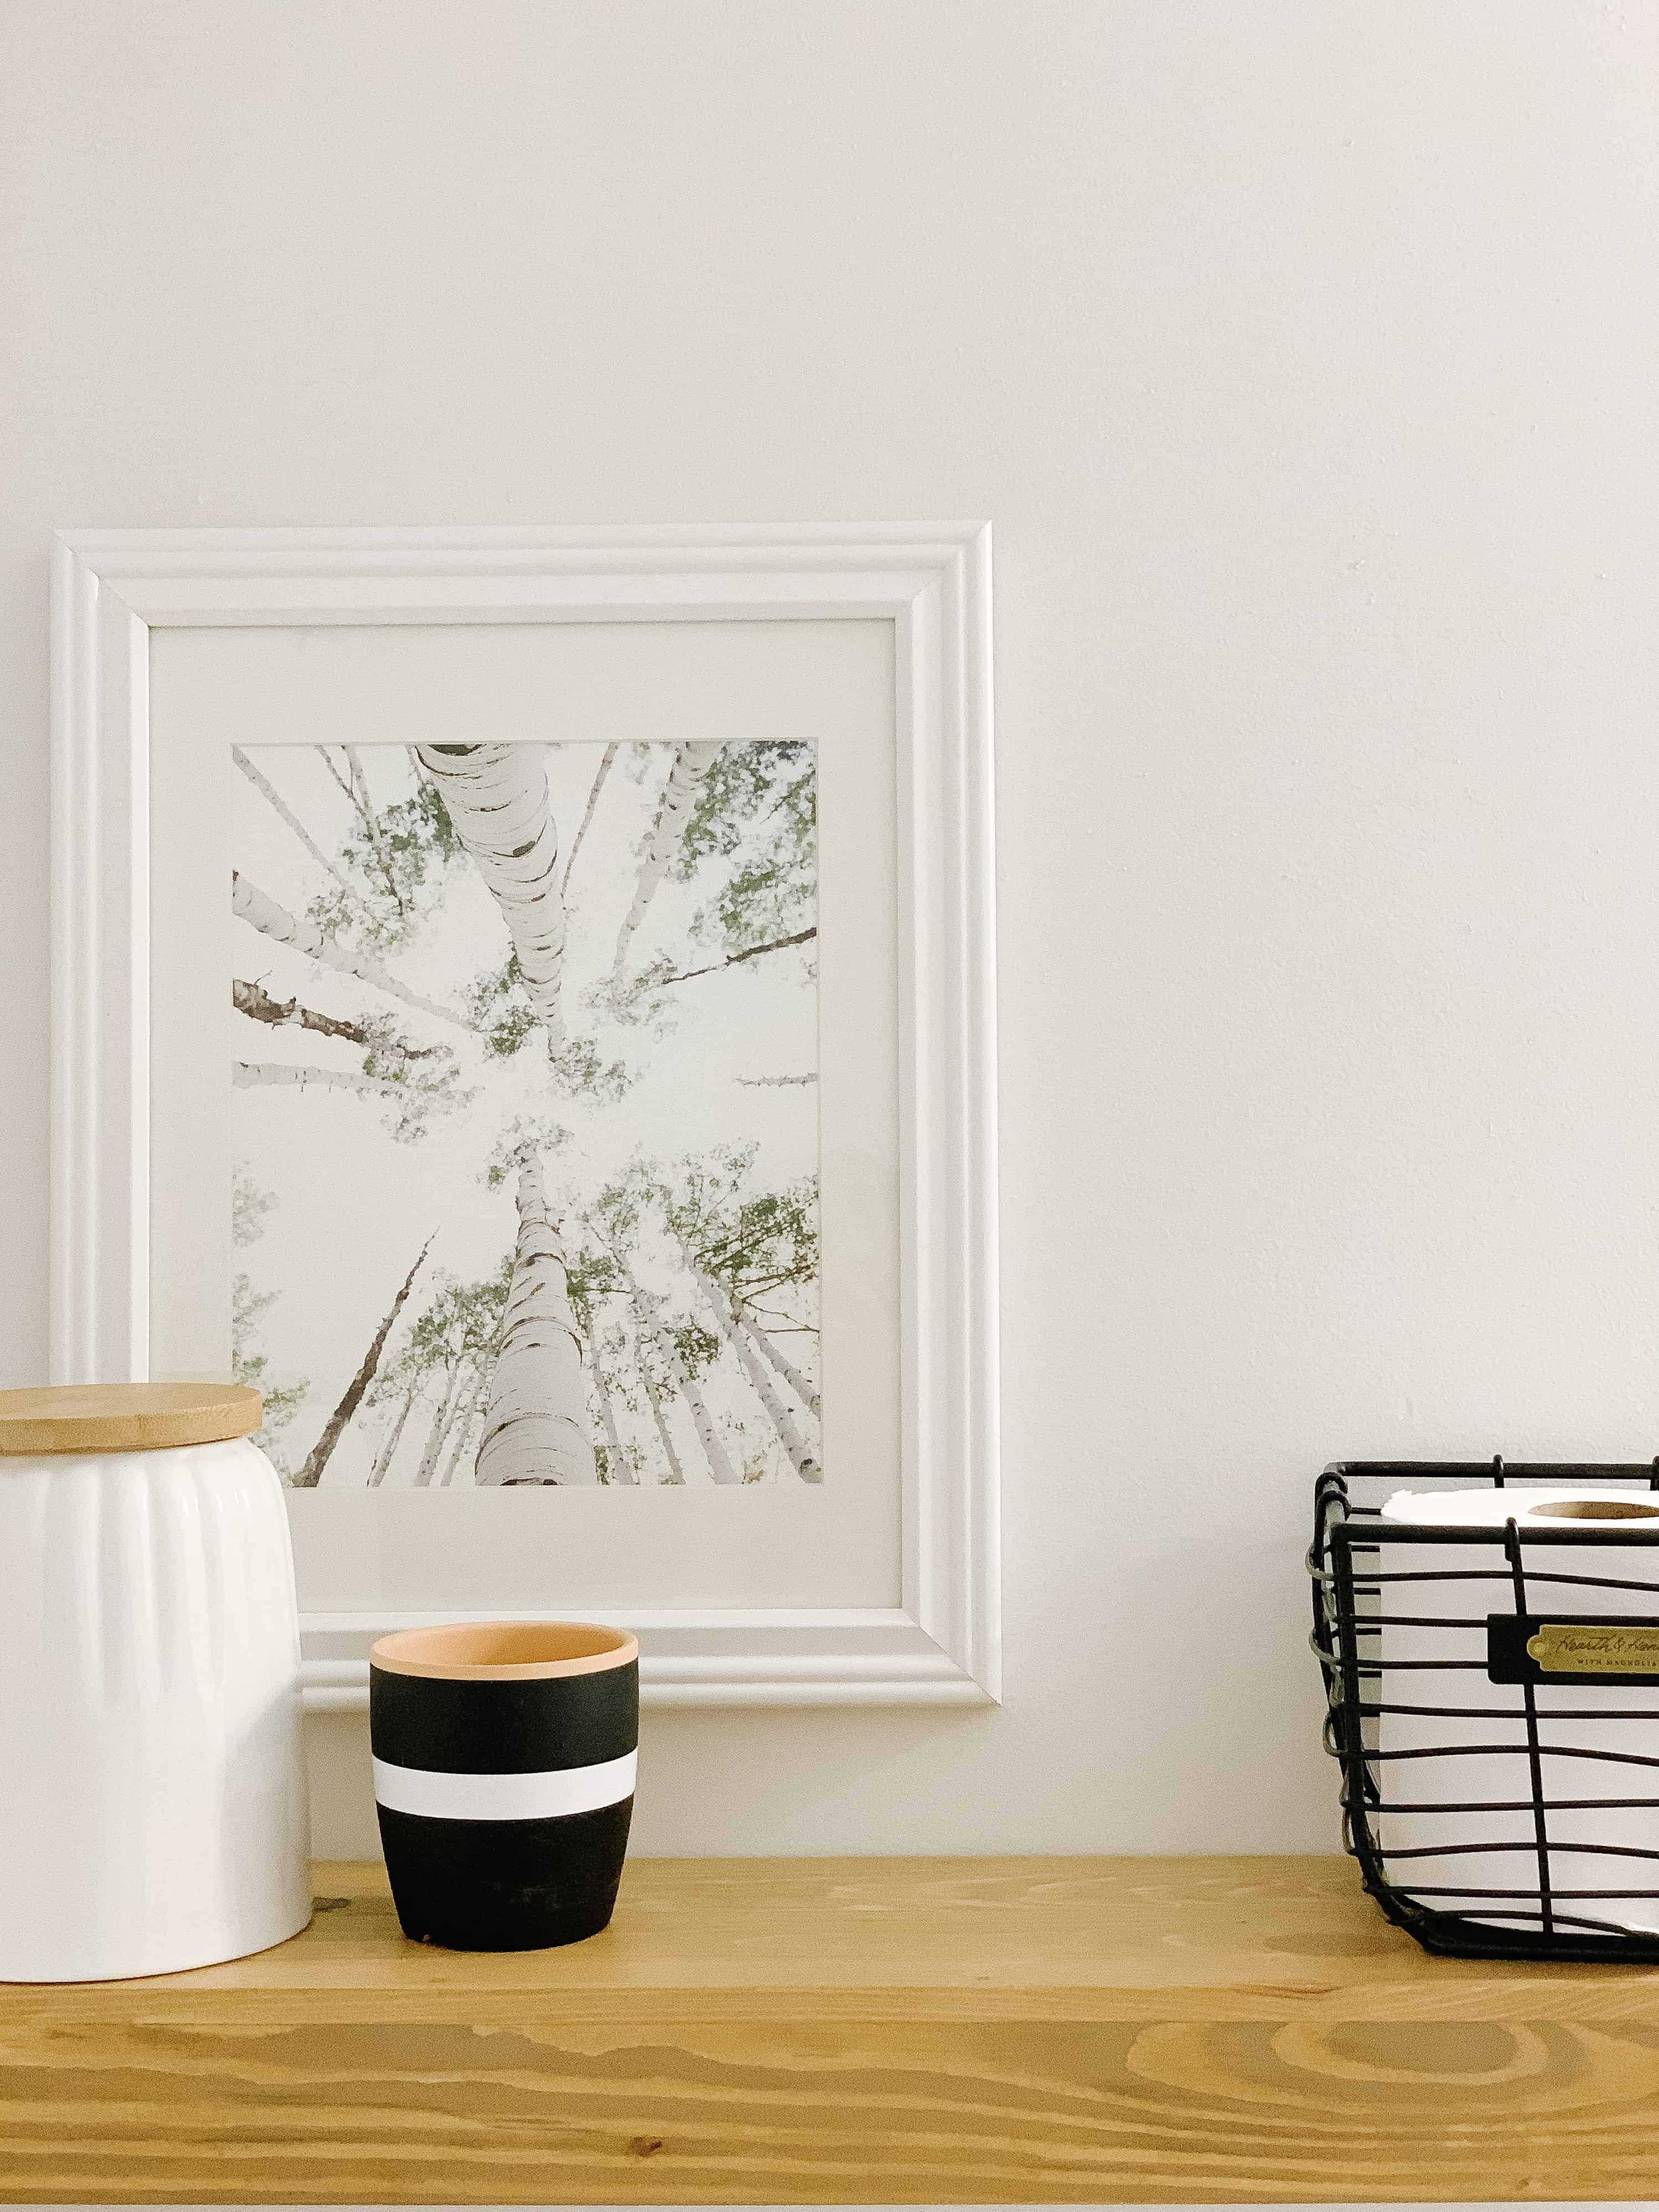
top-left (51, 525), bottom-right (999, 1707)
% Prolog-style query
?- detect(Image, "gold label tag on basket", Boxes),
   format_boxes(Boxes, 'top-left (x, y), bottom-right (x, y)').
top-left (1526, 1622), bottom-right (1659, 1673)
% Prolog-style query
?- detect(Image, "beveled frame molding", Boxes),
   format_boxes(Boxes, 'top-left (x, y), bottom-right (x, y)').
top-left (51, 524), bottom-right (999, 1708)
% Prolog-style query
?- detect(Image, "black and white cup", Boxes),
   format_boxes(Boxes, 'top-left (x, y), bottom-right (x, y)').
top-left (369, 1621), bottom-right (638, 1951)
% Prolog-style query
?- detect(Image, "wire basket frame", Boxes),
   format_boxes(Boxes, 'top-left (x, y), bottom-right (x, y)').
top-left (1311, 1458), bottom-right (1659, 1961)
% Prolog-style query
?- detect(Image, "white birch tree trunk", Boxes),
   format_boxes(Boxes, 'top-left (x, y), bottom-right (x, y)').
top-left (475, 1152), bottom-right (596, 1486)
top-left (437, 1371), bottom-right (488, 1487)
top-left (233, 749), bottom-right (355, 900)
top-left (232, 871), bottom-right (468, 1030)
top-left (676, 1369), bottom-right (736, 1485)
top-left (682, 1246), bottom-right (823, 1483)
top-left (591, 1353), bottom-right (636, 1485)
top-left (739, 1314), bottom-right (821, 1419)
top-left (634, 1347), bottom-right (687, 1486)
top-left (344, 745), bottom-right (404, 913)
top-left (413, 744), bottom-right (570, 1049)
top-left (623, 1263), bottom-right (738, 1485)
top-left (369, 1386), bottom-right (418, 1488)
top-left (611, 741), bottom-right (723, 986)
top-left (233, 1061), bottom-right (396, 1100)
top-left (319, 746), bottom-right (401, 912)
top-left (561, 741), bottom-right (618, 896)
top-left (412, 1369), bottom-right (463, 1488)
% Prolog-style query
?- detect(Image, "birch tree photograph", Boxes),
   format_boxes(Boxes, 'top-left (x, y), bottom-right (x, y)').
top-left (230, 738), bottom-right (820, 1491)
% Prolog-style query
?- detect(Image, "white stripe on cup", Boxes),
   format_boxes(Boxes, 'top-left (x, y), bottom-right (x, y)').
top-left (373, 1749), bottom-right (637, 1822)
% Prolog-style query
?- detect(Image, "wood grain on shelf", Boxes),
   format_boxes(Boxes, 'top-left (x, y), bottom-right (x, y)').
top-left (3, 1855), bottom-right (1658, 2203)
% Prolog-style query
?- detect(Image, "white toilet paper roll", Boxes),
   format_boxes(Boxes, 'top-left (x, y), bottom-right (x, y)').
top-left (1374, 1487), bottom-right (1659, 1937)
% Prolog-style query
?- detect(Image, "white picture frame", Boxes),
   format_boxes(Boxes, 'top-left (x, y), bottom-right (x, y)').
top-left (50, 524), bottom-right (1000, 1709)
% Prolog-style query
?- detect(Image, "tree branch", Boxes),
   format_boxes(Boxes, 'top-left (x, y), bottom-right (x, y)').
top-left (290, 1235), bottom-right (433, 1489)
top-left (232, 869), bottom-right (469, 1030)
top-left (232, 749), bottom-right (356, 899)
top-left (345, 744), bottom-right (406, 914)
top-left (561, 741), bottom-right (618, 897)
top-left (234, 977), bottom-right (365, 1045)
top-left (319, 747), bottom-right (356, 805)
top-left (233, 977), bottom-right (440, 1056)
top-left (232, 1060), bottom-right (396, 1099)
top-left (659, 926), bottom-right (816, 989)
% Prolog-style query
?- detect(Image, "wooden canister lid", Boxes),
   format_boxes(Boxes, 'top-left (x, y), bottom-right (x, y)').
top-left (0, 1383), bottom-right (262, 1456)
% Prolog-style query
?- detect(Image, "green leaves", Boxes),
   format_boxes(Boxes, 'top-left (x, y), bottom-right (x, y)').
top-left (482, 1116), bottom-right (574, 1189)
top-left (470, 948), bottom-right (636, 1092)
top-left (357, 1013), bottom-right (475, 1141)
top-left (305, 752), bottom-right (462, 954)
top-left (466, 951), bottom-right (539, 1057)
top-left (673, 741), bottom-right (812, 876)
top-left (403, 1264), bottom-right (511, 1374)
top-left (669, 1141), bottom-right (819, 1318)
top-left (231, 1165), bottom-right (310, 1467)
top-left (562, 1243), bottom-right (623, 1337)
top-left (667, 1316), bottom-right (722, 1382)
top-left (675, 741), bottom-right (817, 965)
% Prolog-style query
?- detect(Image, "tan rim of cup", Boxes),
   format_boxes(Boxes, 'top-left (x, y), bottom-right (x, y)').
top-left (370, 1621), bottom-right (639, 1681)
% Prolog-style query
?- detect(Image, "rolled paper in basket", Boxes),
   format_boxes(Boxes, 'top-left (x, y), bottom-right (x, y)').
top-left (1375, 1487), bottom-right (1659, 1939)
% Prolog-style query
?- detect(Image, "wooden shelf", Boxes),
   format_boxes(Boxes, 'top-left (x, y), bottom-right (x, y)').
top-left (3, 1854), bottom-right (1656, 2202)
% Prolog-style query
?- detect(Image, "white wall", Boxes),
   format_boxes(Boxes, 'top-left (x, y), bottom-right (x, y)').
top-left (4, 0), bottom-right (1657, 1858)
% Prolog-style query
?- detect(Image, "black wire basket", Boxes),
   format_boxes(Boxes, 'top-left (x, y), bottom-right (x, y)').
top-left (1311, 1458), bottom-right (1659, 1961)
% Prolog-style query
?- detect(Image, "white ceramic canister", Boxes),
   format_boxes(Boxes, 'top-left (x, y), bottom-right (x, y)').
top-left (1376, 1486), bottom-right (1659, 1937)
top-left (0, 1383), bottom-right (311, 1980)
